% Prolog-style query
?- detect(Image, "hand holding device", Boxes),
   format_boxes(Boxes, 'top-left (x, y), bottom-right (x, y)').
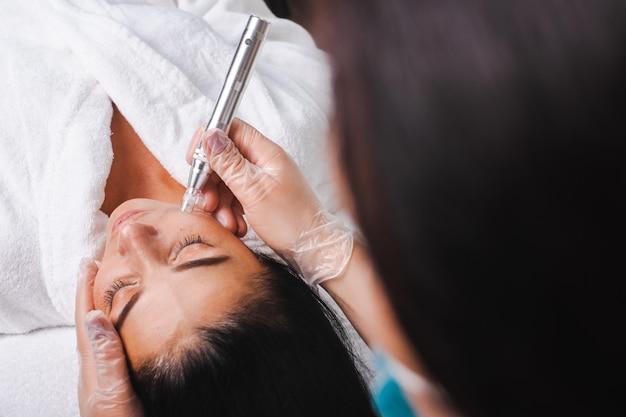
top-left (182, 15), bottom-right (270, 213)
top-left (199, 120), bottom-right (354, 286)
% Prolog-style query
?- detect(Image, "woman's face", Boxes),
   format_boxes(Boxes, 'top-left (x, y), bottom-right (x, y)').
top-left (93, 198), bottom-right (265, 366)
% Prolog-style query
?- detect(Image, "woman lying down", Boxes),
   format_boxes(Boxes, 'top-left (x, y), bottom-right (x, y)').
top-left (75, 116), bottom-right (377, 417)
top-left (81, 202), bottom-right (379, 414)
top-left (0, 1), bottom-right (375, 415)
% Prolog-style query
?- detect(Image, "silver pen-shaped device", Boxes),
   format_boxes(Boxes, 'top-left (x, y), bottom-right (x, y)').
top-left (181, 15), bottom-right (270, 212)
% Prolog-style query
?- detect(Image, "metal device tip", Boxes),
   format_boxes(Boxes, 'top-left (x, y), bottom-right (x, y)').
top-left (181, 189), bottom-right (198, 213)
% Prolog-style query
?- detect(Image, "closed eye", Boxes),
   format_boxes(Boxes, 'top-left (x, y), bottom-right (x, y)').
top-left (114, 255), bottom-right (231, 331)
top-left (174, 234), bottom-right (212, 255)
top-left (103, 279), bottom-right (134, 310)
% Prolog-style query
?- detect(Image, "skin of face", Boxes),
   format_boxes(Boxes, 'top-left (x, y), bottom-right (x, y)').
top-left (92, 198), bottom-right (265, 367)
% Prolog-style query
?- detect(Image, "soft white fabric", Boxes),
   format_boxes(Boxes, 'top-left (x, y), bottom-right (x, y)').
top-left (0, 327), bottom-right (79, 417)
top-left (0, 0), bottom-right (332, 333)
top-left (0, 0), bottom-right (334, 414)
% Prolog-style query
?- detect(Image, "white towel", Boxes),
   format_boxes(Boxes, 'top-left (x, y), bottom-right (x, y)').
top-left (0, 327), bottom-right (79, 417)
top-left (0, 1), bottom-right (114, 334)
top-left (1, 0), bottom-right (335, 415)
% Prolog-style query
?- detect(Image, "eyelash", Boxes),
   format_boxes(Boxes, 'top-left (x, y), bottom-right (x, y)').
top-left (174, 234), bottom-right (208, 253)
top-left (104, 279), bottom-right (132, 309)
top-left (104, 235), bottom-right (208, 309)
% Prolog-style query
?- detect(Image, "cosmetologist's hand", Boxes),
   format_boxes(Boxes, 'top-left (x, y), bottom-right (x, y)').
top-left (75, 259), bottom-right (143, 417)
top-left (189, 119), bottom-right (354, 285)
top-left (187, 128), bottom-right (247, 237)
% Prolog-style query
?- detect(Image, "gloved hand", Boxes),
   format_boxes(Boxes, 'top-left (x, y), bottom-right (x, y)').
top-left (186, 127), bottom-right (247, 237)
top-left (75, 259), bottom-right (143, 417)
top-left (189, 119), bottom-right (354, 285)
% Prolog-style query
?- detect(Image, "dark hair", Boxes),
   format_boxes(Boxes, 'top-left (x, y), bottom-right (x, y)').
top-left (129, 255), bottom-right (378, 417)
top-left (263, 0), bottom-right (315, 31)
top-left (322, 1), bottom-right (626, 416)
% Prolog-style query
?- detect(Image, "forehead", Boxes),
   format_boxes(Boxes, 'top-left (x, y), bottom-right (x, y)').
top-left (119, 257), bottom-right (262, 366)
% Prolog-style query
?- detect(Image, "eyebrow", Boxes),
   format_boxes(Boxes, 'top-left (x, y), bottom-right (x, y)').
top-left (114, 255), bottom-right (231, 332)
top-left (115, 291), bottom-right (141, 331)
top-left (174, 255), bottom-right (231, 272)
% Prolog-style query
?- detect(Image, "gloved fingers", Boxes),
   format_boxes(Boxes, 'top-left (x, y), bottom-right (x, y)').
top-left (187, 141), bottom-right (246, 234)
top-left (194, 120), bottom-right (346, 284)
top-left (186, 126), bottom-right (204, 164)
top-left (211, 181), bottom-right (238, 233)
top-left (75, 258), bottom-right (141, 416)
top-left (75, 258), bottom-right (98, 331)
top-left (84, 310), bottom-right (135, 397)
top-left (227, 118), bottom-right (286, 167)
top-left (203, 129), bottom-right (277, 209)
top-left (79, 311), bottom-right (143, 417)
top-left (189, 120), bottom-right (284, 168)
top-left (76, 258), bottom-right (100, 397)
top-left (195, 173), bottom-right (221, 213)
top-left (198, 177), bottom-right (246, 236)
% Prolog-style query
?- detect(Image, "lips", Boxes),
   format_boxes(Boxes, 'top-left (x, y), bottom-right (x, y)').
top-left (111, 210), bottom-right (145, 234)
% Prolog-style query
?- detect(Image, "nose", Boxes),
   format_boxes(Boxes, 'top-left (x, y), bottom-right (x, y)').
top-left (116, 221), bottom-right (159, 258)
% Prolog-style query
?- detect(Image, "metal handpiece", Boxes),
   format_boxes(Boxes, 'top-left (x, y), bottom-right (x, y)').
top-left (181, 15), bottom-right (270, 212)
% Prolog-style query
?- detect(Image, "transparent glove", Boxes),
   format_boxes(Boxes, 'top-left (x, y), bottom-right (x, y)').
top-left (75, 259), bottom-right (143, 417)
top-left (281, 209), bottom-right (355, 285)
top-left (192, 119), bottom-right (354, 285)
top-left (186, 127), bottom-right (247, 237)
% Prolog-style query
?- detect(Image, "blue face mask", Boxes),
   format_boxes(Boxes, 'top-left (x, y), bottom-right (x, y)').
top-left (371, 350), bottom-right (432, 417)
